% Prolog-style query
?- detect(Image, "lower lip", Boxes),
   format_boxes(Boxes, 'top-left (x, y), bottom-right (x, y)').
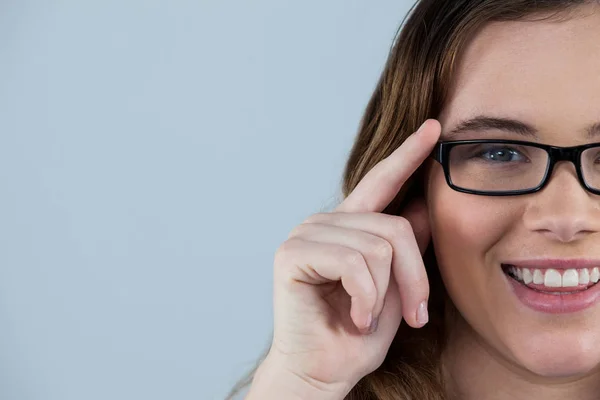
top-left (504, 272), bottom-right (600, 313)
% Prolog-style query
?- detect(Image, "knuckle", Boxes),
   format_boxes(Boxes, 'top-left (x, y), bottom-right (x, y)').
top-left (367, 238), bottom-right (393, 261)
top-left (287, 223), bottom-right (307, 239)
top-left (303, 212), bottom-right (328, 224)
top-left (394, 216), bottom-right (413, 233)
top-left (388, 217), bottom-right (416, 244)
top-left (339, 250), bottom-right (377, 298)
top-left (339, 248), bottom-right (367, 270)
top-left (274, 238), bottom-right (299, 264)
top-left (380, 215), bottom-right (403, 239)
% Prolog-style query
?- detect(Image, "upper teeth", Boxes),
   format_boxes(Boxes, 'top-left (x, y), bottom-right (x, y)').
top-left (508, 266), bottom-right (600, 288)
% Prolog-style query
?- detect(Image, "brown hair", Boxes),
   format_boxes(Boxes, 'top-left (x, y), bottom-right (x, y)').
top-left (227, 1), bottom-right (593, 399)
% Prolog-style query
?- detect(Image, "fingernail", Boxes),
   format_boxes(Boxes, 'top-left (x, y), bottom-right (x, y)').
top-left (416, 120), bottom-right (428, 134)
top-left (365, 312), bottom-right (373, 330)
top-left (368, 316), bottom-right (379, 334)
top-left (416, 300), bottom-right (429, 326)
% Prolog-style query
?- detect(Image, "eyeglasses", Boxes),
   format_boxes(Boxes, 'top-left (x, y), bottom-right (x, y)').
top-left (430, 139), bottom-right (600, 196)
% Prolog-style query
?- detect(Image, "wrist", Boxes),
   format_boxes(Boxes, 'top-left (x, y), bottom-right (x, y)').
top-left (245, 352), bottom-right (350, 400)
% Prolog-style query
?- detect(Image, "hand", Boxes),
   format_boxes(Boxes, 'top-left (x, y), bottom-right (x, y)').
top-left (265, 119), bottom-right (441, 398)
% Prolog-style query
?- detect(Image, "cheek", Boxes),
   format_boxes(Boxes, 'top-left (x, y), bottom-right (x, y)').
top-left (427, 167), bottom-right (516, 260)
top-left (426, 165), bottom-right (522, 303)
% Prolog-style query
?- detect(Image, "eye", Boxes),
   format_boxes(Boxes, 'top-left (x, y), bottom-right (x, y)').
top-left (475, 146), bottom-right (526, 163)
top-left (590, 149), bottom-right (600, 164)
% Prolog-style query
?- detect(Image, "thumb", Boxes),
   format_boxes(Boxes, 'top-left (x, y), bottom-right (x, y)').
top-left (400, 197), bottom-right (431, 255)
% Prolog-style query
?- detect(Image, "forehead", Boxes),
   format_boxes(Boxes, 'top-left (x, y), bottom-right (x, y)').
top-left (438, 8), bottom-right (600, 144)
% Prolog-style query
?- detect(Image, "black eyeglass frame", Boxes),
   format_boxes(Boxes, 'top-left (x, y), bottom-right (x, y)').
top-left (430, 139), bottom-right (600, 196)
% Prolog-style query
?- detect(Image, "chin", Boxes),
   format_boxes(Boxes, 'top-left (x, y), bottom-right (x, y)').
top-left (508, 331), bottom-right (600, 379)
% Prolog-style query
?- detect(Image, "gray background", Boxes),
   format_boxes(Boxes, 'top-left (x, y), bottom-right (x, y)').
top-left (0, 0), bottom-right (414, 399)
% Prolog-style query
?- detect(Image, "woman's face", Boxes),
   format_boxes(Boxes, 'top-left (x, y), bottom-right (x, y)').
top-left (427, 8), bottom-right (600, 379)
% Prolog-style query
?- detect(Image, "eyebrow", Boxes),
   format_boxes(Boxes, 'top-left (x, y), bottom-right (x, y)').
top-left (442, 115), bottom-right (600, 140)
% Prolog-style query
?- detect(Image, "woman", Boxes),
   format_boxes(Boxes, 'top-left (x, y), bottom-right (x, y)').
top-left (228, 0), bottom-right (600, 398)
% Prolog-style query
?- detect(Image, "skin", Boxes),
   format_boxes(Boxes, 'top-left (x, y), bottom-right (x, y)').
top-left (427, 5), bottom-right (600, 400)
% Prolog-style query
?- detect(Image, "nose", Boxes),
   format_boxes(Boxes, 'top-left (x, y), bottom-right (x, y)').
top-left (522, 161), bottom-right (600, 243)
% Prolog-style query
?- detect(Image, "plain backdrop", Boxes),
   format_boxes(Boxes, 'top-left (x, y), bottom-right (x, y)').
top-left (0, 0), bottom-right (416, 399)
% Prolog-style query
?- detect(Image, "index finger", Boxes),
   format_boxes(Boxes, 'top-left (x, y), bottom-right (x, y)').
top-left (336, 119), bottom-right (441, 213)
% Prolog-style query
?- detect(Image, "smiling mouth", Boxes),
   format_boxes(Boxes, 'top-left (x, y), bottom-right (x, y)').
top-left (501, 263), bottom-right (600, 294)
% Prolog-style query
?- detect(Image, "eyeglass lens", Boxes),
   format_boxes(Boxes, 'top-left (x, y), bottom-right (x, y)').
top-left (448, 142), bottom-right (600, 192)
